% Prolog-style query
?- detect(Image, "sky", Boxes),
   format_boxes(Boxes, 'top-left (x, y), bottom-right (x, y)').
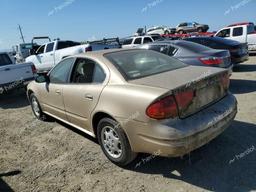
top-left (0, 0), bottom-right (255, 49)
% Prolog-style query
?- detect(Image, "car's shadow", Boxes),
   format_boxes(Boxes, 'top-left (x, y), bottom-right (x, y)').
top-left (57, 117), bottom-right (256, 191)
top-left (233, 64), bottom-right (256, 72)
top-left (124, 120), bottom-right (256, 192)
top-left (0, 170), bottom-right (21, 192)
top-left (0, 89), bottom-right (29, 109)
top-left (230, 79), bottom-right (256, 94)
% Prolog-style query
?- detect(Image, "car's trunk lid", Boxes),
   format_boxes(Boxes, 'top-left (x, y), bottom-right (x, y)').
top-left (129, 65), bottom-right (229, 118)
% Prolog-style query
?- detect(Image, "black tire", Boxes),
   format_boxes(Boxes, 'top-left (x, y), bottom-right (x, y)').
top-left (178, 30), bottom-right (185, 34)
top-left (97, 118), bottom-right (137, 166)
top-left (197, 28), bottom-right (203, 33)
top-left (164, 30), bottom-right (169, 35)
top-left (29, 93), bottom-right (49, 121)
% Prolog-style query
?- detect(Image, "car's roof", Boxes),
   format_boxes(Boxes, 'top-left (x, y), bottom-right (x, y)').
top-left (186, 36), bottom-right (241, 45)
top-left (74, 48), bottom-right (142, 58)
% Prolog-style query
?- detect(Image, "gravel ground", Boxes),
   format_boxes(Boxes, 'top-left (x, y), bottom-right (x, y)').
top-left (0, 56), bottom-right (256, 192)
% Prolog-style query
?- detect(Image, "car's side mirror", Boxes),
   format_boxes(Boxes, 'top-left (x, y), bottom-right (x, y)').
top-left (35, 74), bottom-right (50, 83)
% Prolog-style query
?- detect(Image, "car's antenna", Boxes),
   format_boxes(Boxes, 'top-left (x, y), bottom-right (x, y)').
top-left (18, 24), bottom-right (25, 43)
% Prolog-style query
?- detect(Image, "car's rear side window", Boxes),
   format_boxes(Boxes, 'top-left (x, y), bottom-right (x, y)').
top-left (0, 54), bottom-right (12, 66)
top-left (70, 58), bottom-right (106, 84)
top-left (105, 50), bottom-right (187, 80)
top-left (233, 27), bottom-right (243, 37)
top-left (176, 41), bottom-right (212, 52)
top-left (57, 41), bottom-right (81, 50)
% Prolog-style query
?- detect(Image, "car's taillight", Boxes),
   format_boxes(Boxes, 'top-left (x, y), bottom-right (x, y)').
top-left (31, 65), bottom-right (37, 74)
top-left (174, 90), bottom-right (194, 111)
top-left (221, 72), bottom-right (230, 90)
top-left (146, 95), bottom-right (178, 120)
top-left (85, 46), bottom-right (92, 52)
top-left (199, 57), bottom-right (223, 65)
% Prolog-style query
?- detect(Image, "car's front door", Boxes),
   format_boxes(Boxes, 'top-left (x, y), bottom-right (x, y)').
top-left (63, 58), bottom-right (108, 132)
top-left (41, 58), bottom-right (75, 120)
top-left (41, 42), bottom-right (55, 71)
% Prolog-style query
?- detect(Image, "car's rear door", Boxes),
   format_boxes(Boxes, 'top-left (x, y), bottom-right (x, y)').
top-left (63, 57), bottom-right (108, 132)
top-left (231, 26), bottom-right (247, 43)
top-left (40, 58), bottom-right (75, 120)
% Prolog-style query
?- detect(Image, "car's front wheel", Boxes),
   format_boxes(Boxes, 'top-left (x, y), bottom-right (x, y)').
top-left (97, 118), bottom-right (137, 166)
top-left (30, 93), bottom-right (48, 121)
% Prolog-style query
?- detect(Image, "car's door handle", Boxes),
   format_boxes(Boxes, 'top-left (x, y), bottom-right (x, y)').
top-left (85, 94), bottom-right (93, 100)
top-left (55, 90), bottom-right (61, 95)
top-left (4, 68), bottom-right (10, 71)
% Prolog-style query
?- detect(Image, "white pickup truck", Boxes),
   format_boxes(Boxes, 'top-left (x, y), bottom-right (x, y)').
top-left (0, 52), bottom-right (35, 94)
top-left (215, 22), bottom-right (256, 53)
top-left (25, 40), bottom-right (93, 72)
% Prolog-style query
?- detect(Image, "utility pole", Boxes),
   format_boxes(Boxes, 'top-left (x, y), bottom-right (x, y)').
top-left (18, 24), bottom-right (25, 43)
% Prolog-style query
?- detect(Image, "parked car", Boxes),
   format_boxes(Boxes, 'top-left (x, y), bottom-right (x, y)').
top-left (149, 34), bottom-right (165, 41)
top-left (176, 22), bottom-right (209, 34)
top-left (25, 39), bottom-right (120, 73)
top-left (27, 49), bottom-right (237, 166)
top-left (215, 22), bottom-right (256, 53)
top-left (13, 43), bottom-right (37, 63)
top-left (139, 40), bottom-right (232, 70)
top-left (147, 26), bottom-right (172, 35)
top-left (121, 36), bottom-right (154, 48)
top-left (0, 52), bottom-right (36, 94)
top-left (25, 40), bottom-right (91, 72)
top-left (185, 37), bottom-right (249, 64)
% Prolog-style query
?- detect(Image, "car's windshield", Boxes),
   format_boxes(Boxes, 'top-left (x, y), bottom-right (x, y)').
top-left (104, 50), bottom-right (187, 80)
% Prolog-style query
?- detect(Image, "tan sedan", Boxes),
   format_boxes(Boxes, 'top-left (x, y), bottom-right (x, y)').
top-left (27, 49), bottom-right (237, 166)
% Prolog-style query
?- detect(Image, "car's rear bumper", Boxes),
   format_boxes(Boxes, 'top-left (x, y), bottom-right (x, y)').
top-left (120, 93), bottom-right (237, 157)
top-left (0, 77), bottom-right (34, 94)
top-left (231, 54), bottom-right (249, 64)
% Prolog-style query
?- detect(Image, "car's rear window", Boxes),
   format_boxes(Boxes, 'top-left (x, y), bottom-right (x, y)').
top-left (0, 54), bottom-right (12, 66)
top-left (104, 50), bottom-right (187, 80)
top-left (175, 40), bottom-right (212, 52)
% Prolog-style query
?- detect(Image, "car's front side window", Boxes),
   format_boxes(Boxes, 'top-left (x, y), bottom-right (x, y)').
top-left (36, 45), bottom-right (45, 54)
top-left (49, 58), bottom-right (74, 84)
top-left (46, 43), bottom-right (54, 53)
top-left (216, 29), bottom-right (231, 38)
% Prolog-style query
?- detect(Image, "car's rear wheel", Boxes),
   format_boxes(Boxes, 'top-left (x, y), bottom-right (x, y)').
top-left (198, 27), bottom-right (203, 33)
top-left (178, 30), bottom-right (184, 34)
top-left (30, 93), bottom-right (48, 121)
top-left (97, 118), bottom-right (137, 166)
top-left (164, 30), bottom-right (169, 35)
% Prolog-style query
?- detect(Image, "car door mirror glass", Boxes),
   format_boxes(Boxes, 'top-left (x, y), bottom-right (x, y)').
top-left (35, 74), bottom-right (50, 83)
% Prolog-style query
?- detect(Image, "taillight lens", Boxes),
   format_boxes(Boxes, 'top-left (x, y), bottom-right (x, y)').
top-left (199, 57), bottom-right (223, 65)
top-left (174, 90), bottom-right (194, 110)
top-left (31, 65), bottom-right (37, 74)
top-left (221, 72), bottom-right (230, 90)
top-left (146, 95), bottom-right (178, 120)
top-left (85, 46), bottom-right (92, 52)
